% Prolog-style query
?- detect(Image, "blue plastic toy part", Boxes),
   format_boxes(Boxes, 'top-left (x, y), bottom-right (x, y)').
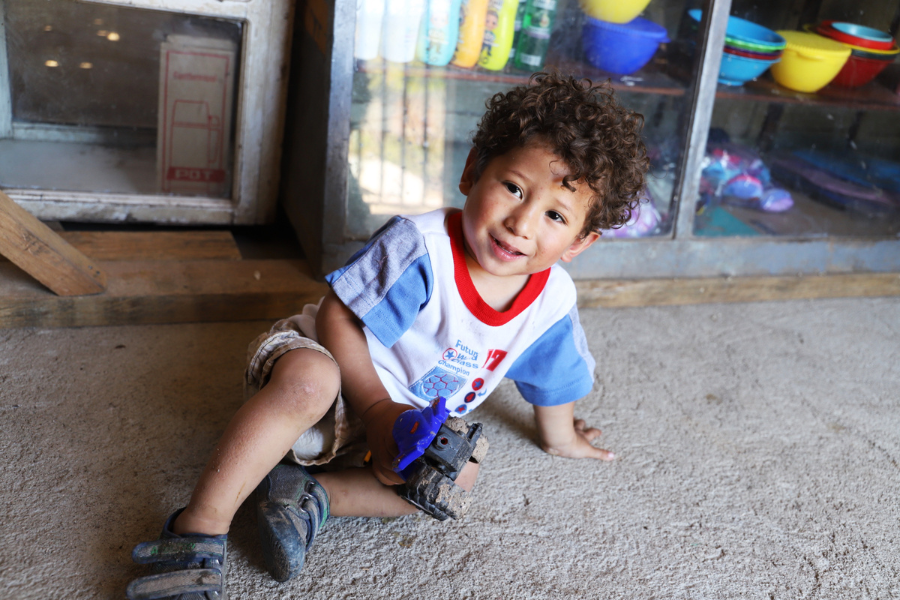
top-left (392, 396), bottom-right (450, 476)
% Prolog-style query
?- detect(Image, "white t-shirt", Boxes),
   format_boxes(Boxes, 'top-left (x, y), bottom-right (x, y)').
top-left (326, 208), bottom-right (595, 416)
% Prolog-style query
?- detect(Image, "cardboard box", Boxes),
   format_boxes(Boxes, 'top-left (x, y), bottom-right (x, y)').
top-left (157, 35), bottom-right (236, 198)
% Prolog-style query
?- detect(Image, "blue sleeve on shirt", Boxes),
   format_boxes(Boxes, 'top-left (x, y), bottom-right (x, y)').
top-left (505, 305), bottom-right (596, 406)
top-left (325, 216), bottom-right (433, 348)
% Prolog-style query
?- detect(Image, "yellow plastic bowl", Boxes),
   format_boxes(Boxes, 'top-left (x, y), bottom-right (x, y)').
top-left (579, 0), bottom-right (653, 24)
top-left (769, 31), bottom-right (851, 92)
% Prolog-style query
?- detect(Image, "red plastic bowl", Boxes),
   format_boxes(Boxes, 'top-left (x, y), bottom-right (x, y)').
top-left (829, 53), bottom-right (892, 87)
top-left (724, 45), bottom-right (782, 60)
top-left (816, 20), bottom-right (894, 50)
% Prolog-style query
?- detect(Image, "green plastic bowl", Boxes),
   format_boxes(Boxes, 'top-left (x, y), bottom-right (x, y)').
top-left (725, 34), bottom-right (786, 52)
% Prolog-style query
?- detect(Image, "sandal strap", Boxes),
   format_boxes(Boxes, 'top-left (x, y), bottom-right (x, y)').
top-left (126, 569), bottom-right (223, 600)
top-left (132, 537), bottom-right (226, 564)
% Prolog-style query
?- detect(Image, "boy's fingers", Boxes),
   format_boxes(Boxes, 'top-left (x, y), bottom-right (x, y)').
top-left (372, 463), bottom-right (403, 486)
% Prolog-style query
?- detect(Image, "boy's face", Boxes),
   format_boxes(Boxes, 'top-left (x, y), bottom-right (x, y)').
top-left (458, 142), bottom-right (600, 280)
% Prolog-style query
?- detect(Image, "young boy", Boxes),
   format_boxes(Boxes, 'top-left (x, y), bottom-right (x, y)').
top-left (125, 72), bottom-right (648, 599)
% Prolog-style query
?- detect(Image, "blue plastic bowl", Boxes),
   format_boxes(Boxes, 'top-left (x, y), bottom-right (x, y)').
top-left (688, 9), bottom-right (785, 50)
top-left (718, 52), bottom-right (780, 86)
top-left (831, 22), bottom-right (893, 44)
top-left (582, 16), bottom-right (670, 75)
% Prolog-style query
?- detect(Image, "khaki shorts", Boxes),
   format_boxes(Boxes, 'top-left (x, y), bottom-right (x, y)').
top-left (244, 301), bottom-right (367, 468)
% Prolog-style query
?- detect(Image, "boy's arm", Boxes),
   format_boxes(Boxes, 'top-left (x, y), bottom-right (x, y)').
top-left (532, 402), bottom-right (615, 461)
top-left (316, 290), bottom-right (411, 485)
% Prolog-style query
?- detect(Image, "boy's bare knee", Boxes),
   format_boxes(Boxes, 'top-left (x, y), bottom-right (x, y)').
top-left (266, 349), bottom-right (340, 413)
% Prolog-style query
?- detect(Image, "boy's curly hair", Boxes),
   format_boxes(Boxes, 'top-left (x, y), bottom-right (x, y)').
top-left (471, 72), bottom-right (649, 237)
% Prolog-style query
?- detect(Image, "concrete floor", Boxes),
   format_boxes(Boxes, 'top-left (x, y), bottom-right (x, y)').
top-left (1, 296), bottom-right (898, 599)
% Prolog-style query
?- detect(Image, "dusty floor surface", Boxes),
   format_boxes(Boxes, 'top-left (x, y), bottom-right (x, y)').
top-left (1, 297), bottom-right (898, 599)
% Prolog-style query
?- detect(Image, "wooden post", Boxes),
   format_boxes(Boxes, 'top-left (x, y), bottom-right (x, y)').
top-left (0, 190), bottom-right (106, 296)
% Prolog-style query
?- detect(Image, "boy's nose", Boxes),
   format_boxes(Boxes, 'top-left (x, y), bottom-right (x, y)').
top-left (504, 204), bottom-right (539, 239)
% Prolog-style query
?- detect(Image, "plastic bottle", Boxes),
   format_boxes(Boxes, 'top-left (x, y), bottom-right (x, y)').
top-left (382, 0), bottom-right (427, 63)
top-left (451, 0), bottom-right (490, 68)
top-left (507, 0), bottom-right (528, 64)
top-left (513, 0), bottom-right (557, 71)
top-left (355, 0), bottom-right (386, 60)
top-left (477, 0), bottom-right (518, 71)
top-left (417, 0), bottom-right (463, 66)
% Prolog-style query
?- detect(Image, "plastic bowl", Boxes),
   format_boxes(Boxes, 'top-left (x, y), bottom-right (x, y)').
top-left (718, 52), bottom-right (780, 86)
top-left (724, 45), bottom-right (782, 60)
top-left (803, 23), bottom-right (900, 55)
top-left (831, 21), bottom-right (893, 46)
top-left (841, 41), bottom-right (900, 55)
top-left (689, 9), bottom-right (785, 49)
top-left (803, 21), bottom-right (900, 54)
top-left (851, 46), bottom-right (900, 60)
top-left (770, 31), bottom-right (851, 92)
top-left (725, 35), bottom-right (785, 53)
top-left (830, 53), bottom-right (893, 87)
top-left (816, 23), bottom-right (893, 50)
top-left (582, 17), bottom-right (670, 75)
top-left (580, 0), bottom-right (653, 24)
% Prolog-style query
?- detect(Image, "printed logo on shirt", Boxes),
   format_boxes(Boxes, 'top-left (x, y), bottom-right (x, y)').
top-left (482, 349), bottom-right (508, 371)
top-left (440, 340), bottom-right (481, 370)
top-left (408, 366), bottom-right (467, 403)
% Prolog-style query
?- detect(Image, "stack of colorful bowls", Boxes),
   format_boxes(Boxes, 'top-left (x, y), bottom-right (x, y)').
top-left (809, 21), bottom-right (899, 88)
top-left (688, 10), bottom-right (785, 86)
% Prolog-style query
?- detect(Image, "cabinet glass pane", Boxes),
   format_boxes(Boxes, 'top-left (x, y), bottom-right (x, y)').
top-left (0, 0), bottom-right (241, 199)
top-left (693, 0), bottom-right (900, 238)
top-left (347, 0), bottom-right (703, 242)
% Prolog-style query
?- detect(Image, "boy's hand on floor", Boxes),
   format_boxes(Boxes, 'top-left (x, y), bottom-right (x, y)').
top-left (361, 399), bottom-right (415, 486)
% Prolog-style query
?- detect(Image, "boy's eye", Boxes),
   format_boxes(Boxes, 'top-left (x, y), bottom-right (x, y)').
top-left (504, 182), bottom-right (523, 198)
top-left (547, 211), bottom-right (566, 224)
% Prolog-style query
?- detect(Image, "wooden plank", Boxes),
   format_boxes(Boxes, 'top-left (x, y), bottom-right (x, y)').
top-left (1, 260), bottom-right (897, 329)
top-left (56, 231), bottom-right (241, 261)
top-left (0, 259), bottom-right (328, 329)
top-left (0, 189), bottom-right (106, 296)
top-left (576, 273), bottom-right (900, 308)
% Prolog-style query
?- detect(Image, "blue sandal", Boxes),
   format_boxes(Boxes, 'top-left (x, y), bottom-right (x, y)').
top-left (126, 509), bottom-right (227, 600)
top-left (255, 464), bottom-right (329, 582)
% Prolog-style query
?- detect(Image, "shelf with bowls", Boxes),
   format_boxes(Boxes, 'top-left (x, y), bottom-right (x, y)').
top-left (715, 72), bottom-right (900, 112)
top-left (681, 10), bottom-right (900, 111)
top-left (356, 43), bottom-right (692, 99)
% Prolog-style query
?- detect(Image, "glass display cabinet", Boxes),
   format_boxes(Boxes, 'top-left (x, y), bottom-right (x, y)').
top-left (0, 0), bottom-right (294, 225)
top-left (283, 0), bottom-right (900, 279)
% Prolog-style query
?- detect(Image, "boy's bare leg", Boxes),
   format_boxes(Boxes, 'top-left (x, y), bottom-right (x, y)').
top-left (173, 348), bottom-right (340, 535)
top-left (316, 461), bottom-right (480, 517)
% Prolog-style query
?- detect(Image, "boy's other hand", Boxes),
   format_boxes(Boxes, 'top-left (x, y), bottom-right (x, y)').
top-left (361, 399), bottom-right (416, 486)
top-left (533, 403), bottom-right (616, 462)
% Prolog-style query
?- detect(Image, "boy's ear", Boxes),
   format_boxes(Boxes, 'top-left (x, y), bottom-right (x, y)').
top-left (458, 147), bottom-right (478, 196)
top-left (559, 231), bottom-right (600, 263)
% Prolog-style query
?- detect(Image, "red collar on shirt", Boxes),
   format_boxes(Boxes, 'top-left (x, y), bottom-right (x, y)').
top-left (447, 211), bottom-right (550, 326)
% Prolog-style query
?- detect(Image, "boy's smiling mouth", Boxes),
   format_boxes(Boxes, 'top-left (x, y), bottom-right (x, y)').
top-left (490, 235), bottom-right (525, 260)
